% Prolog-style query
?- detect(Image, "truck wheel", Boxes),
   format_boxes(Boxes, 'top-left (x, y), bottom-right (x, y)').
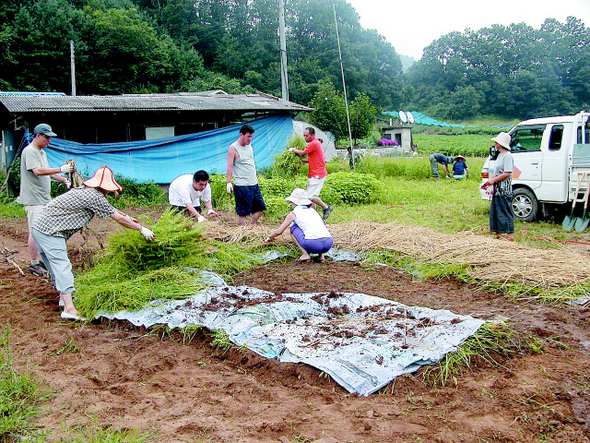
top-left (511, 188), bottom-right (538, 222)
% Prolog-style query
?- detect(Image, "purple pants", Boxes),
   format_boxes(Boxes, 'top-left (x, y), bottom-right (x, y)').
top-left (290, 224), bottom-right (333, 254)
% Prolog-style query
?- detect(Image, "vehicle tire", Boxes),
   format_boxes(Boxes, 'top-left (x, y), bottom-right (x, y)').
top-left (511, 188), bottom-right (538, 222)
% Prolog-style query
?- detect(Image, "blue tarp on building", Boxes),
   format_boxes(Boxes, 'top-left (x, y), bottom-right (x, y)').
top-left (43, 115), bottom-right (293, 184)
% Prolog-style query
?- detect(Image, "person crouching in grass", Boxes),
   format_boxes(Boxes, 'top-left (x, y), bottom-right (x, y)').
top-left (264, 188), bottom-right (333, 262)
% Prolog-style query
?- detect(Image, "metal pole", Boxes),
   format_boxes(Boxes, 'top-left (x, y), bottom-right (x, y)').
top-left (332, 4), bottom-right (355, 169)
top-left (70, 40), bottom-right (76, 96)
top-left (279, 0), bottom-right (289, 101)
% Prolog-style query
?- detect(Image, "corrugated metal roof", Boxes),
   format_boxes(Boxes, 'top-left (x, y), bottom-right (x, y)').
top-left (0, 92), bottom-right (313, 113)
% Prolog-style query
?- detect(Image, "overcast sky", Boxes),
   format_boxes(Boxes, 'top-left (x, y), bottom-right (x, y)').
top-left (344, 0), bottom-right (590, 60)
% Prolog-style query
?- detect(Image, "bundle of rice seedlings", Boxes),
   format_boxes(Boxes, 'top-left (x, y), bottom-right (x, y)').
top-left (75, 211), bottom-right (267, 316)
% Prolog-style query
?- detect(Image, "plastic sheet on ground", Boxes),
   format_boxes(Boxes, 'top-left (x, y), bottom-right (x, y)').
top-left (98, 271), bottom-right (485, 396)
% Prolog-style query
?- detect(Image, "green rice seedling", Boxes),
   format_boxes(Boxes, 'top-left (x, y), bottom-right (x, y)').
top-left (267, 135), bottom-right (308, 178)
top-left (421, 322), bottom-right (540, 387)
top-left (210, 329), bottom-right (233, 354)
top-left (0, 326), bottom-right (49, 441)
top-left (76, 266), bottom-right (204, 317)
top-left (58, 421), bottom-right (154, 442)
top-left (181, 325), bottom-right (203, 345)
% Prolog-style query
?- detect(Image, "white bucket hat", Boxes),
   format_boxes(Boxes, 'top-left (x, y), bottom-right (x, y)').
top-left (491, 132), bottom-right (512, 150)
top-left (285, 188), bottom-right (312, 206)
top-left (84, 166), bottom-right (123, 192)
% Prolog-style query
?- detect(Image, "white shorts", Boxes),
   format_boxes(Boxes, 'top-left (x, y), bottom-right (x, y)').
top-left (24, 205), bottom-right (45, 230)
top-left (307, 176), bottom-right (326, 199)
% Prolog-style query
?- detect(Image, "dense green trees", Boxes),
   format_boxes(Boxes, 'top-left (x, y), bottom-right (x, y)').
top-left (0, 0), bottom-right (587, 124)
top-left (406, 17), bottom-right (590, 120)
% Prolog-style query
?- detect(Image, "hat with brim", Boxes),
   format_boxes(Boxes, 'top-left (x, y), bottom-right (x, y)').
top-left (83, 166), bottom-right (123, 192)
top-left (33, 123), bottom-right (57, 137)
top-left (285, 188), bottom-right (312, 206)
top-left (491, 132), bottom-right (511, 150)
top-left (455, 155), bottom-right (465, 161)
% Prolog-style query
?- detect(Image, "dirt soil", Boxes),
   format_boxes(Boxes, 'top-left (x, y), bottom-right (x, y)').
top-left (1, 212), bottom-right (590, 443)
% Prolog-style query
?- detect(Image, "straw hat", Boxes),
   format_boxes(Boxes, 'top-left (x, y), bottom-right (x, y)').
top-left (285, 188), bottom-right (312, 206)
top-left (455, 155), bottom-right (465, 161)
top-left (83, 166), bottom-right (123, 192)
top-left (491, 132), bottom-right (511, 150)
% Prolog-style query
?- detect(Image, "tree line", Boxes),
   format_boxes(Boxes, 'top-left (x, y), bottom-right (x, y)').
top-left (0, 0), bottom-right (588, 125)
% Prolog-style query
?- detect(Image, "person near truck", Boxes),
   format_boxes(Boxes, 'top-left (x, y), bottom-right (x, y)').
top-left (452, 155), bottom-right (470, 180)
top-left (428, 153), bottom-right (453, 179)
top-left (481, 132), bottom-right (514, 241)
top-left (19, 123), bottom-right (73, 277)
top-left (288, 127), bottom-right (334, 220)
top-left (168, 170), bottom-right (220, 222)
top-left (31, 166), bottom-right (156, 321)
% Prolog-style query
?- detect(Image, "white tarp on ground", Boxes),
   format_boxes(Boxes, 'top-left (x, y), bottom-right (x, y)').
top-left (98, 271), bottom-right (485, 396)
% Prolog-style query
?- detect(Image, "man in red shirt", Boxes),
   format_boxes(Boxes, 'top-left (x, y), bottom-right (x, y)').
top-left (289, 127), bottom-right (333, 220)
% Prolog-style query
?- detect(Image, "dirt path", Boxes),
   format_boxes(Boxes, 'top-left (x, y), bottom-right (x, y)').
top-left (1, 215), bottom-right (589, 442)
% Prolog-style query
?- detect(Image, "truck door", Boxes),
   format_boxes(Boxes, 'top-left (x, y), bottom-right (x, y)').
top-left (538, 124), bottom-right (568, 203)
top-left (509, 125), bottom-right (545, 189)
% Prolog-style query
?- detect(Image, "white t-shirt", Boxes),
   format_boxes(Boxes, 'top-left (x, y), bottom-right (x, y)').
top-left (168, 174), bottom-right (211, 207)
top-left (292, 206), bottom-right (332, 239)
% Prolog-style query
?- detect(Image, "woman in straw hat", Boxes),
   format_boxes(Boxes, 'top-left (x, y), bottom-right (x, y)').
top-left (481, 132), bottom-right (515, 241)
top-left (452, 155), bottom-right (470, 180)
top-left (31, 166), bottom-right (156, 320)
top-left (264, 188), bottom-right (333, 262)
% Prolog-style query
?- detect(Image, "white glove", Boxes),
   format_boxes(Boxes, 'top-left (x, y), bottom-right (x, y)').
top-left (207, 209), bottom-right (220, 217)
top-left (197, 215), bottom-right (206, 223)
top-left (264, 236), bottom-right (273, 243)
top-left (288, 147), bottom-right (296, 152)
top-left (140, 226), bottom-right (156, 241)
top-left (64, 180), bottom-right (71, 189)
top-left (226, 183), bottom-right (233, 194)
top-left (60, 163), bottom-right (73, 173)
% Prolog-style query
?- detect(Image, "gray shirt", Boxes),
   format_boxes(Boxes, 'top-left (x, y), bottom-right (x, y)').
top-left (19, 143), bottom-right (51, 205)
top-left (230, 141), bottom-right (258, 186)
top-left (492, 152), bottom-right (514, 196)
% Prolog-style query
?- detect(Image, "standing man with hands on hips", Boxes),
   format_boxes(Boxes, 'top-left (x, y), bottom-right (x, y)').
top-left (226, 124), bottom-right (266, 225)
top-left (19, 123), bottom-right (73, 276)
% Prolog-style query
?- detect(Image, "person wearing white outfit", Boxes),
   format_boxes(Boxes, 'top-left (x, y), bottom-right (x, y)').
top-left (264, 188), bottom-right (333, 262)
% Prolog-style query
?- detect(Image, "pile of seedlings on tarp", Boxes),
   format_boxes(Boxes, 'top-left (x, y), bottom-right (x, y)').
top-left (75, 210), bottom-right (265, 318)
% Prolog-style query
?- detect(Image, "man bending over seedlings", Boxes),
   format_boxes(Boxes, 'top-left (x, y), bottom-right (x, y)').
top-left (168, 170), bottom-right (220, 222)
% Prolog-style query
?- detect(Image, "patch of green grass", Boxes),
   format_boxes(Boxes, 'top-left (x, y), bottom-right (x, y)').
top-left (413, 133), bottom-right (494, 157)
top-left (421, 322), bottom-right (541, 387)
top-left (58, 422), bottom-right (154, 442)
top-left (0, 197), bottom-right (25, 218)
top-left (0, 325), bottom-right (49, 441)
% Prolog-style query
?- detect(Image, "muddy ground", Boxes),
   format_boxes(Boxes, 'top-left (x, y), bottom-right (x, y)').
top-left (1, 212), bottom-right (589, 443)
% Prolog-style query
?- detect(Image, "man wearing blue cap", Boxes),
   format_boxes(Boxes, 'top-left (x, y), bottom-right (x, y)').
top-left (19, 123), bottom-right (72, 276)
top-left (428, 153), bottom-right (453, 179)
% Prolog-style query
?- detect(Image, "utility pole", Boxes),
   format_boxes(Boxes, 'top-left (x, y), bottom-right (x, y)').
top-left (332, 4), bottom-right (355, 168)
top-left (279, 0), bottom-right (289, 101)
top-left (70, 40), bottom-right (76, 96)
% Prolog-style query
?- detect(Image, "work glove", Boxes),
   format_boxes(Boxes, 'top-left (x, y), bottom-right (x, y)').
top-left (197, 215), bottom-right (206, 223)
top-left (60, 163), bottom-right (73, 173)
top-left (226, 183), bottom-right (233, 194)
top-left (139, 226), bottom-right (156, 241)
top-left (64, 180), bottom-right (71, 189)
top-left (288, 147), bottom-right (296, 152)
top-left (207, 209), bottom-right (220, 217)
top-left (264, 236), bottom-right (273, 243)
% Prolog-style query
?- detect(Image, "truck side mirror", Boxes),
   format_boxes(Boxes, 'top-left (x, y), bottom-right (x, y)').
top-left (489, 145), bottom-right (499, 160)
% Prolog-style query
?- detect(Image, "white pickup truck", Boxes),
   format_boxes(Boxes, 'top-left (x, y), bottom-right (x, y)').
top-left (480, 111), bottom-right (590, 221)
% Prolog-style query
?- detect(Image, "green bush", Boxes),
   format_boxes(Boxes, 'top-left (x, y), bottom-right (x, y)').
top-left (107, 175), bottom-right (168, 208)
top-left (320, 171), bottom-right (383, 205)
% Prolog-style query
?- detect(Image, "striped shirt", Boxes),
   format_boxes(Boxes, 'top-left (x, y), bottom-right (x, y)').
top-left (33, 186), bottom-right (116, 239)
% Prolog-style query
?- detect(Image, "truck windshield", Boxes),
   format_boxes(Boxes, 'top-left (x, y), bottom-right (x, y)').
top-left (509, 125), bottom-right (545, 152)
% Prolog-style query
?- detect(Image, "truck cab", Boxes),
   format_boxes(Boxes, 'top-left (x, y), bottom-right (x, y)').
top-left (480, 111), bottom-right (590, 221)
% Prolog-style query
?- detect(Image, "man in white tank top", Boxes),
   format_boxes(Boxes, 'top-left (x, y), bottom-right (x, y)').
top-left (226, 124), bottom-right (266, 225)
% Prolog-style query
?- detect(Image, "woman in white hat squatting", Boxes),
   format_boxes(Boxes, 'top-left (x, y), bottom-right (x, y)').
top-left (481, 132), bottom-right (515, 241)
top-left (264, 188), bottom-right (334, 262)
top-left (31, 166), bottom-right (157, 320)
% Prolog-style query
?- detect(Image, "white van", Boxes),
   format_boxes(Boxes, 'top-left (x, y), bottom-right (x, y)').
top-left (480, 111), bottom-right (590, 221)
